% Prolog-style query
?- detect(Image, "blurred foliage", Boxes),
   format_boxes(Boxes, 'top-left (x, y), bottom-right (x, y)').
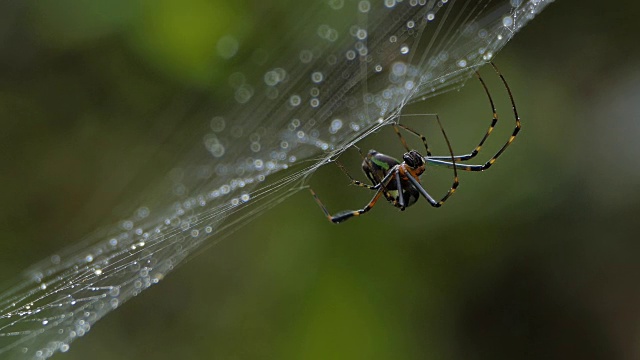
top-left (2, 0), bottom-right (640, 359)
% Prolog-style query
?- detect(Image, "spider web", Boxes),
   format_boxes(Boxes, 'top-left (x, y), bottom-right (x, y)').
top-left (0, 0), bottom-right (552, 358)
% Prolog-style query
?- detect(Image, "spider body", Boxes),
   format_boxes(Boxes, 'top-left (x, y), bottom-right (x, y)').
top-left (310, 63), bottom-right (519, 224)
top-left (310, 120), bottom-right (458, 224)
top-left (362, 149), bottom-right (424, 210)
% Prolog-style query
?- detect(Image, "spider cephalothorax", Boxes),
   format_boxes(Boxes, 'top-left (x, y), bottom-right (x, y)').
top-left (403, 150), bottom-right (425, 169)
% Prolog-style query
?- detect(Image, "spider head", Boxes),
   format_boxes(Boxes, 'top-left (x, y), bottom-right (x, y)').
top-left (403, 150), bottom-right (424, 169)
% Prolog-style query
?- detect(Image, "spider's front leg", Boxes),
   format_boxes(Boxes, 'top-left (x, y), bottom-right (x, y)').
top-left (309, 167), bottom-right (397, 223)
top-left (309, 188), bottom-right (386, 224)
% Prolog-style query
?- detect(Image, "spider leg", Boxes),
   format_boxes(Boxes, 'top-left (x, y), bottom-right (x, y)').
top-left (335, 158), bottom-right (397, 203)
top-left (309, 167), bottom-right (397, 223)
top-left (425, 62), bottom-right (520, 171)
top-left (394, 171), bottom-right (405, 210)
top-left (335, 160), bottom-right (377, 190)
top-left (426, 68), bottom-right (498, 161)
top-left (336, 148), bottom-right (397, 203)
top-left (405, 169), bottom-right (458, 207)
top-left (404, 114), bottom-right (459, 207)
top-left (394, 123), bottom-right (432, 156)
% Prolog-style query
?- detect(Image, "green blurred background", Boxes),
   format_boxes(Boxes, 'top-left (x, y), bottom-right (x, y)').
top-left (2, 0), bottom-right (640, 359)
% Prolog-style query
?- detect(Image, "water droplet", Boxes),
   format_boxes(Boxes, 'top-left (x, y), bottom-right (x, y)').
top-left (358, 1), bottom-right (371, 12)
top-left (328, 0), bottom-right (344, 10)
top-left (122, 221), bottom-right (133, 230)
top-left (217, 35), bottom-right (239, 59)
top-left (289, 95), bottom-right (301, 107)
top-left (329, 119), bottom-right (343, 134)
top-left (136, 207), bottom-right (150, 218)
top-left (392, 62), bottom-right (408, 76)
top-left (404, 80), bottom-right (415, 90)
top-left (299, 50), bottom-right (313, 63)
top-left (311, 72), bottom-right (324, 83)
top-left (346, 50), bottom-right (356, 60)
top-left (264, 70), bottom-right (280, 86)
top-left (235, 84), bottom-right (254, 103)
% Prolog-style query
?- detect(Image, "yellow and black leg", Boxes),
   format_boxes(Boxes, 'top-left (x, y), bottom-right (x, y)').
top-left (310, 188), bottom-right (386, 224)
top-left (425, 62), bottom-right (520, 171)
top-left (309, 167), bottom-right (397, 223)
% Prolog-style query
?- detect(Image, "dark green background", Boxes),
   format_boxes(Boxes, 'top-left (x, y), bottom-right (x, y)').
top-left (2, 1), bottom-right (640, 359)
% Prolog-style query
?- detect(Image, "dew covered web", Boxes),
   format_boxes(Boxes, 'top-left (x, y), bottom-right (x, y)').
top-left (0, 0), bottom-right (551, 358)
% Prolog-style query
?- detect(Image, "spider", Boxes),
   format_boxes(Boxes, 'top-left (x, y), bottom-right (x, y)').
top-left (310, 63), bottom-right (519, 224)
